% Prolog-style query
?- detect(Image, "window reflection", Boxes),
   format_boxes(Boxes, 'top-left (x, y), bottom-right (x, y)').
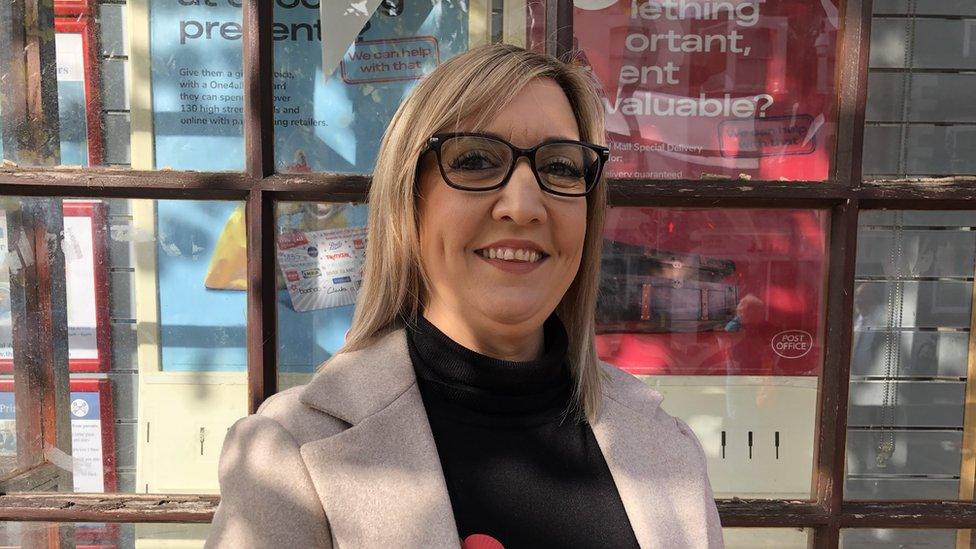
top-left (845, 211), bottom-right (976, 501)
top-left (273, 1), bottom-right (546, 173)
top-left (598, 207), bottom-right (828, 499)
top-left (0, 197), bottom-right (248, 496)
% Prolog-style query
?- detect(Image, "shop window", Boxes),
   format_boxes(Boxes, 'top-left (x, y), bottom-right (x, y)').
top-left (598, 207), bottom-right (828, 498)
top-left (274, 201), bottom-right (367, 390)
top-left (273, 1), bottom-right (547, 173)
top-left (1, 197), bottom-right (249, 502)
top-left (0, 521), bottom-right (211, 547)
top-left (0, 0), bottom-right (251, 170)
top-left (572, 0), bottom-right (839, 181)
top-left (723, 528), bottom-right (811, 548)
top-left (846, 211), bottom-right (976, 500)
top-left (863, 1), bottom-right (976, 177)
top-left (841, 528), bottom-right (975, 548)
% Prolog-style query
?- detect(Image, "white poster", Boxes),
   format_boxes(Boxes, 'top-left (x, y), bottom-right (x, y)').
top-left (64, 215), bottom-right (98, 359)
top-left (277, 227), bottom-right (368, 312)
top-left (69, 391), bottom-right (105, 492)
top-left (0, 389), bottom-right (106, 492)
top-left (0, 208), bottom-right (100, 360)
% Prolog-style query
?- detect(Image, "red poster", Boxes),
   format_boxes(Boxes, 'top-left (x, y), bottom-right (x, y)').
top-left (596, 208), bottom-right (827, 376)
top-left (574, 0), bottom-right (839, 181)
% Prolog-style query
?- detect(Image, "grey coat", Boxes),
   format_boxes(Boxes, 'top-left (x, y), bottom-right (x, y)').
top-left (204, 327), bottom-right (724, 548)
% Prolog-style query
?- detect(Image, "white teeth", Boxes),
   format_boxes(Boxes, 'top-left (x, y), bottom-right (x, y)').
top-left (478, 247), bottom-right (544, 263)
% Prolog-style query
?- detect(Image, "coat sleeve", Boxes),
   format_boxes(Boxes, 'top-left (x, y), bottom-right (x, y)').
top-left (674, 416), bottom-right (725, 549)
top-left (205, 414), bottom-right (333, 549)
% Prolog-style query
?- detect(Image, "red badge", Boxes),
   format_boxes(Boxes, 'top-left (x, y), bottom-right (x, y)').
top-left (461, 533), bottom-right (505, 549)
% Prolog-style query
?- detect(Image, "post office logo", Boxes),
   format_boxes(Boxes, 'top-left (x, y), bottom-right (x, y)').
top-left (771, 330), bottom-right (813, 359)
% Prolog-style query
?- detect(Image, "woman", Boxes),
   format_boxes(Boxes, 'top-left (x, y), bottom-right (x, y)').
top-left (206, 43), bottom-right (722, 549)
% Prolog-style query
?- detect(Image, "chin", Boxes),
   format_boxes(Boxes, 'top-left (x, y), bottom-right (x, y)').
top-left (476, 300), bottom-right (552, 328)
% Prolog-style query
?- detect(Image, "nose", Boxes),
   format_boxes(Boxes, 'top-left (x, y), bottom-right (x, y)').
top-left (491, 157), bottom-right (548, 225)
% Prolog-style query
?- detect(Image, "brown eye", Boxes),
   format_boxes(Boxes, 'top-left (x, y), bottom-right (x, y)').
top-left (450, 151), bottom-right (502, 171)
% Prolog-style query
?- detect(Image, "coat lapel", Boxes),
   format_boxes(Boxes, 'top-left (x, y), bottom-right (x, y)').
top-left (591, 364), bottom-right (713, 549)
top-left (591, 380), bottom-right (663, 549)
top-left (297, 328), bottom-right (460, 548)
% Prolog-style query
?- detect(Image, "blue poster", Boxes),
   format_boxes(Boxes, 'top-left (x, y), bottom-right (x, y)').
top-left (150, 0), bottom-right (245, 170)
top-left (273, 1), bottom-right (468, 173)
top-left (157, 200), bottom-right (247, 372)
top-left (150, 1), bottom-right (468, 172)
top-left (151, 1), bottom-right (469, 372)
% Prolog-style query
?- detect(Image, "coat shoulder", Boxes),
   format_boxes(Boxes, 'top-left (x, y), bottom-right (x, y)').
top-left (598, 360), bottom-right (665, 417)
top-left (254, 384), bottom-right (348, 446)
top-left (598, 361), bottom-right (707, 464)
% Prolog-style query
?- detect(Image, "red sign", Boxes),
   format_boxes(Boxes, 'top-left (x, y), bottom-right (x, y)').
top-left (574, 0), bottom-right (839, 181)
top-left (277, 230), bottom-right (309, 250)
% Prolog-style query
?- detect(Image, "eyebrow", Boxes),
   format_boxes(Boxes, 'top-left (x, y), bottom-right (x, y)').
top-left (480, 130), bottom-right (579, 142)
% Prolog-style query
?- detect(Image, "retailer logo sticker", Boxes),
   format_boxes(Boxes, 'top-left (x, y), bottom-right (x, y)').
top-left (70, 398), bottom-right (90, 418)
top-left (771, 330), bottom-right (813, 359)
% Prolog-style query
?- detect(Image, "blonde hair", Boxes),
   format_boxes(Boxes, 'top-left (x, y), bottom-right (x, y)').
top-left (331, 43), bottom-right (609, 424)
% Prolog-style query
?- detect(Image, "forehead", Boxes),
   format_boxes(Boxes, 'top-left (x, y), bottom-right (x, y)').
top-left (462, 78), bottom-right (581, 145)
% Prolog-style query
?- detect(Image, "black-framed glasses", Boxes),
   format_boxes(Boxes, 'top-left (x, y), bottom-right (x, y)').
top-left (419, 132), bottom-right (610, 197)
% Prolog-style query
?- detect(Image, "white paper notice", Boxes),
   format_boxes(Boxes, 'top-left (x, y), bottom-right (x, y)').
top-left (321, 0), bottom-right (384, 81)
top-left (69, 391), bottom-right (105, 492)
top-left (64, 216), bottom-right (98, 360)
top-left (277, 227), bottom-right (368, 312)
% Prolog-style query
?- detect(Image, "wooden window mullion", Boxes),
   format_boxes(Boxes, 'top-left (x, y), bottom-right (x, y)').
top-left (812, 198), bottom-right (860, 548)
top-left (546, 0), bottom-right (573, 60)
top-left (834, 0), bottom-right (874, 189)
top-left (243, 0), bottom-right (277, 411)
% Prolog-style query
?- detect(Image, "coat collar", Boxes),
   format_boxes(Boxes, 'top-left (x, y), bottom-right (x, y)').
top-left (299, 327), bottom-right (415, 425)
top-left (297, 327), bottom-right (670, 548)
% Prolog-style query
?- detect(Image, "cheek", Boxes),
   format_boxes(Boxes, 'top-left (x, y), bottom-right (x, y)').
top-left (557, 202), bottom-right (588, 262)
top-left (417, 185), bottom-right (482, 268)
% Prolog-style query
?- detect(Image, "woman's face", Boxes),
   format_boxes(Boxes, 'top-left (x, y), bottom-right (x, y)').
top-left (416, 78), bottom-right (587, 338)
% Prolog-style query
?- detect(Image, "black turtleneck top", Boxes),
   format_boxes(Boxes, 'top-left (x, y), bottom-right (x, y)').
top-left (405, 313), bottom-right (641, 549)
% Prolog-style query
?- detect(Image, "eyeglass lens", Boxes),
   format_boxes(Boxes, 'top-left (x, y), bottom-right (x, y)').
top-left (439, 135), bottom-right (600, 195)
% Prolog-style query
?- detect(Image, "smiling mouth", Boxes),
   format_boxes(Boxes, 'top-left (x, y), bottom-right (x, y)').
top-left (475, 247), bottom-right (548, 263)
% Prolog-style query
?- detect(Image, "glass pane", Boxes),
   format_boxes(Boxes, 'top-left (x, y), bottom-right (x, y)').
top-left (0, 0), bottom-right (245, 169)
top-left (573, 1), bottom-right (840, 181)
top-left (724, 528), bottom-right (811, 548)
top-left (0, 521), bottom-right (210, 548)
top-left (864, 4), bottom-right (976, 177)
top-left (274, 1), bottom-right (546, 173)
top-left (0, 197), bottom-right (247, 494)
top-left (842, 529), bottom-right (975, 548)
top-left (845, 210), bottom-right (976, 501)
top-left (599, 207), bottom-right (828, 498)
top-left (274, 201), bottom-right (368, 390)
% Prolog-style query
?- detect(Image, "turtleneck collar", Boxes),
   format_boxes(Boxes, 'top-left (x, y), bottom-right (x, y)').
top-left (405, 312), bottom-right (575, 424)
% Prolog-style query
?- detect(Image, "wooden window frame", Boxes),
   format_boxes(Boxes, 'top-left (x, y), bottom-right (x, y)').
top-left (0, 0), bottom-right (975, 546)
